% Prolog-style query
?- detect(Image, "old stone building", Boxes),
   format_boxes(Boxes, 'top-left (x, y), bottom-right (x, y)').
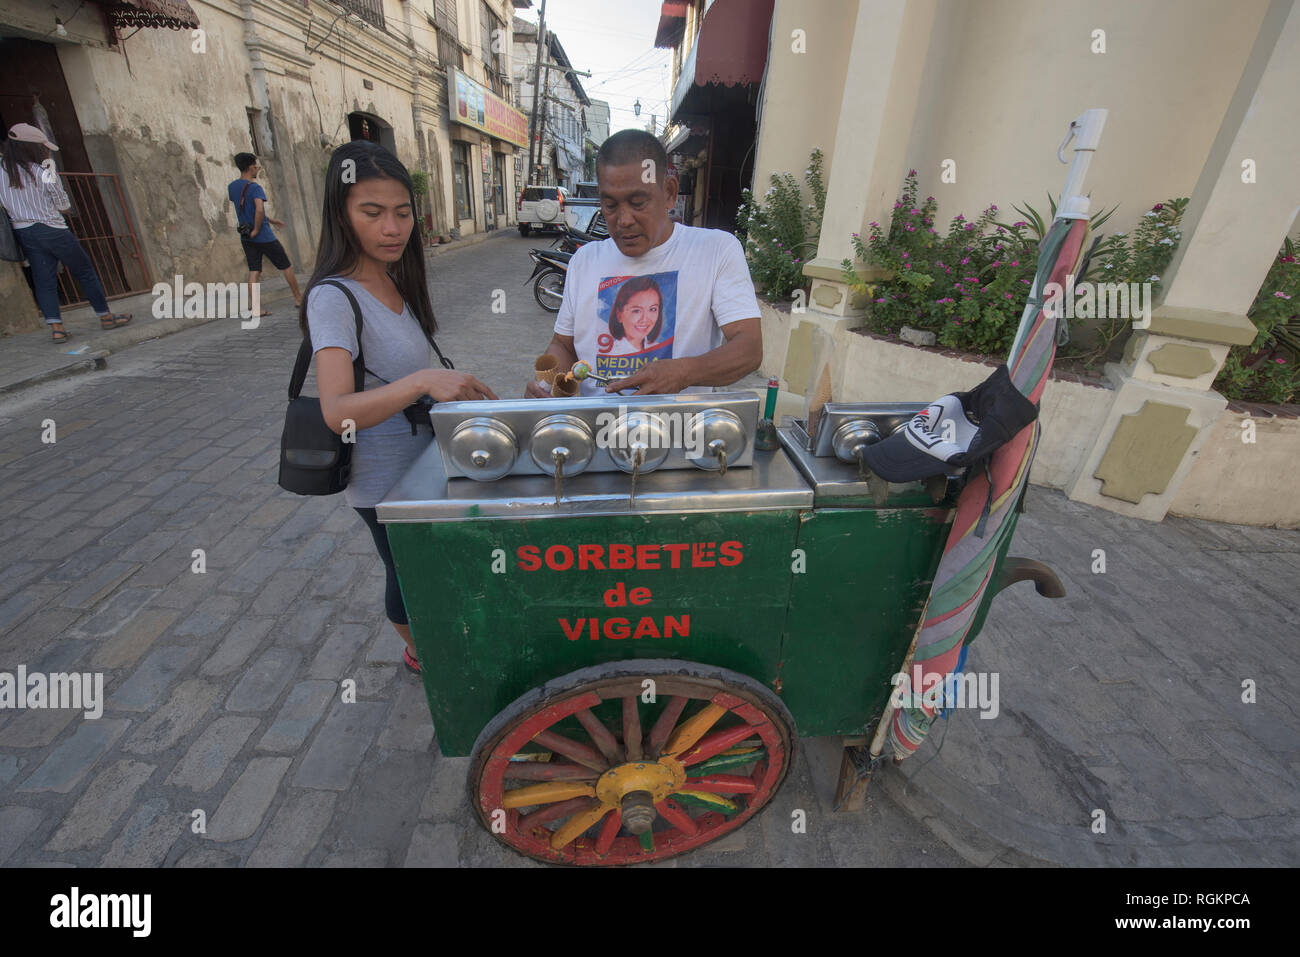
top-left (512, 14), bottom-right (587, 192)
top-left (0, 0), bottom-right (528, 335)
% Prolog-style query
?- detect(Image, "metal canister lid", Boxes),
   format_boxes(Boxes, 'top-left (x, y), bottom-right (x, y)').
top-left (605, 411), bottom-right (670, 473)
top-left (687, 408), bottom-right (747, 470)
top-left (449, 416), bottom-right (518, 481)
top-left (832, 418), bottom-right (882, 464)
top-left (529, 414), bottom-right (594, 476)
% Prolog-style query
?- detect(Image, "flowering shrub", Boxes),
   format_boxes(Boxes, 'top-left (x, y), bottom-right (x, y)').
top-left (736, 149), bottom-right (825, 299)
top-left (841, 172), bottom-right (1189, 360)
top-left (1213, 235), bottom-right (1299, 405)
top-left (840, 170), bottom-right (1039, 355)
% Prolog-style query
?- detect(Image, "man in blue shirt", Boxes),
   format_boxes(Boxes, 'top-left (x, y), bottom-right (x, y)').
top-left (229, 152), bottom-right (301, 312)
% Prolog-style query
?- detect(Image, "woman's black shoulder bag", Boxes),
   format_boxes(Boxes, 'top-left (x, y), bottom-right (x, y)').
top-left (277, 280), bottom-right (365, 495)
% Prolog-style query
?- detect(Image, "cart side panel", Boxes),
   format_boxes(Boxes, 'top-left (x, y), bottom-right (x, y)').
top-left (388, 510), bottom-right (802, 756)
top-left (778, 506), bottom-right (952, 736)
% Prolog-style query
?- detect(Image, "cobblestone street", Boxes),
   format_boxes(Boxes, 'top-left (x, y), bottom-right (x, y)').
top-left (1, 232), bottom-right (1296, 867)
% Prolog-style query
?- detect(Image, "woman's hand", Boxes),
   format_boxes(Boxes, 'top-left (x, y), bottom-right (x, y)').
top-left (409, 368), bottom-right (498, 402)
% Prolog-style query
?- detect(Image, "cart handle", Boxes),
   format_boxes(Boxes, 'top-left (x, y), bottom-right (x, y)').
top-left (991, 557), bottom-right (1066, 599)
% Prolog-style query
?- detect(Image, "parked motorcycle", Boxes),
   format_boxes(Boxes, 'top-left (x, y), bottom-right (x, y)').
top-left (527, 247), bottom-right (572, 312)
top-left (527, 226), bottom-right (602, 312)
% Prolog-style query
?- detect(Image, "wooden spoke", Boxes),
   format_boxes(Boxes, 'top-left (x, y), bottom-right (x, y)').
top-left (595, 809), bottom-right (623, 855)
top-left (663, 702), bottom-right (727, 757)
top-left (645, 695), bottom-right (689, 758)
top-left (550, 802), bottom-right (614, 850)
top-left (503, 762), bottom-right (601, 781)
top-left (655, 799), bottom-right (697, 837)
top-left (574, 708), bottom-right (622, 765)
top-left (682, 773), bottom-right (759, 795)
top-left (622, 694), bottom-right (643, 762)
top-left (501, 780), bottom-right (596, 810)
top-left (518, 796), bottom-right (595, 831)
top-left (678, 722), bottom-right (767, 767)
top-left (532, 730), bottom-right (609, 772)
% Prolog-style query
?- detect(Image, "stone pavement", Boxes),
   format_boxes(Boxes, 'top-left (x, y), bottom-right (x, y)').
top-left (0, 232), bottom-right (1295, 867)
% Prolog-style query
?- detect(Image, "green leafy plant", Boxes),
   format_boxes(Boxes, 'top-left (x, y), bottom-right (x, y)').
top-left (410, 170), bottom-right (429, 197)
top-left (737, 149), bottom-right (826, 300)
top-left (1213, 235), bottom-right (1299, 405)
top-left (1065, 198), bottom-right (1189, 367)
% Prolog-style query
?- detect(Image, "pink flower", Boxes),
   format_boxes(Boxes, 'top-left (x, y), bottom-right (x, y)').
top-left (910, 209), bottom-right (921, 216)
top-left (901, 252), bottom-right (909, 259)
top-left (1010, 261), bottom-right (1019, 267)
top-left (1152, 203), bottom-right (1164, 211)
top-left (1275, 358), bottom-right (1287, 364)
top-left (875, 298), bottom-right (887, 303)
top-left (904, 224), bottom-right (916, 232)
top-left (1013, 220), bottom-right (1028, 228)
top-left (1274, 291), bottom-right (1292, 299)
top-left (1004, 292), bottom-right (1013, 299)
top-left (960, 257), bottom-right (970, 265)
top-left (964, 223), bottom-right (974, 231)
top-left (991, 261), bottom-right (1001, 268)
top-left (908, 169), bottom-right (918, 176)
top-left (869, 222), bottom-right (879, 228)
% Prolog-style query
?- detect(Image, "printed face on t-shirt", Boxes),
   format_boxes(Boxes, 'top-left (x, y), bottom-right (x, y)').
top-left (594, 272), bottom-right (677, 381)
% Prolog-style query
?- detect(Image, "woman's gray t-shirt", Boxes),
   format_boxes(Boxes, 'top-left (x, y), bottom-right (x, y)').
top-left (305, 277), bottom-right (435, 509)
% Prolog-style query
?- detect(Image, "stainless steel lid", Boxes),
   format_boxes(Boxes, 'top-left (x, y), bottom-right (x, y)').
top-left (606, 411), bottom-right (671, 473)
top-left (528, 414), bottom-right (595, 476)
top-left (688, 408), bottom-right (747, 471)
top-left (448, 416), bottom-right (518, 482)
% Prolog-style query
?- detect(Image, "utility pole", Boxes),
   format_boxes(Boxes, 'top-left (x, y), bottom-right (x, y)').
top-left (527, 0), bottom-right (547, 185)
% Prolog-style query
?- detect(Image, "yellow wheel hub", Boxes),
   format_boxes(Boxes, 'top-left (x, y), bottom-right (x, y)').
top-left (595, 758), bottom-right (686, 807)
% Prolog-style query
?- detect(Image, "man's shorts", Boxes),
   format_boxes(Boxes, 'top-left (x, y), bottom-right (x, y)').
top-left (241, 237), bottom-right (292, 272)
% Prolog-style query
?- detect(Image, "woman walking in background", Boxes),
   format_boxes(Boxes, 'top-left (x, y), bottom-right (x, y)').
top-left (0, 124), bottom-right (131, 343)
top-left (303, 140), bottom-right (496, 674)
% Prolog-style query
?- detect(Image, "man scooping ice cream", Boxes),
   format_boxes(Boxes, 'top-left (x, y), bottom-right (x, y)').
top-left (524, 130), bottom-right (762, 398)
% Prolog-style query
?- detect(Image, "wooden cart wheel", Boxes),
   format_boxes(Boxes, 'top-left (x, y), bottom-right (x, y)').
top-left (468, 659), bottom-right (795, 866)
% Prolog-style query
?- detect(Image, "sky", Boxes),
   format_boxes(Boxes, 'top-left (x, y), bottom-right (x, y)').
top-left (514, 0), bottom-right (676, 135)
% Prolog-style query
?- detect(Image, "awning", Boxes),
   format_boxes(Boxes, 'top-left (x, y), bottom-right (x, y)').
top-left (654, 1), bottom-right (689, 48)
top-left (94, 0), bottom-right (200, 31)
top-left (669, 0), bottom-right (772, 119)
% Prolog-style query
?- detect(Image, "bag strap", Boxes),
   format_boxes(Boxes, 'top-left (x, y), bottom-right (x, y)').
top-left (238, 181), bottom-right (252, 211)
top-left (288, 280), bottom-right (365, 401)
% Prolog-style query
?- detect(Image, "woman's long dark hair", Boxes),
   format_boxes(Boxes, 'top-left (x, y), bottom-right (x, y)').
top-left (1, 139), bottom-right (48, 190)
top-left (299, 141), bottom-right (436, 337)
top-left (609, 275), bottom-right (664, 344)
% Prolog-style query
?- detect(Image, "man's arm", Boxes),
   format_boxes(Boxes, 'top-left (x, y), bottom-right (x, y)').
top-left (524, 333), bottom-right (578, 398)
top-left (608, 318), bottom-right (761, 395)
top-left (251, 196), bottom-right (266, 237)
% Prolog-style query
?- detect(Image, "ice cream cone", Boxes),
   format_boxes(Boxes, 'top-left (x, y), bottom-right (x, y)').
top-left (808, 363), bottom-right (833, 434)
top-left (551, 372), bottom-right (579, 397)
top-left (534, 354), bottom-right (558, 386)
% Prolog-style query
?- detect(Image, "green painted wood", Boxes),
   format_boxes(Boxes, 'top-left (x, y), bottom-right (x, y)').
top-left (777, 507), bottom-right (953, 736)
top-left (387, 512), bottom-right (803, 756)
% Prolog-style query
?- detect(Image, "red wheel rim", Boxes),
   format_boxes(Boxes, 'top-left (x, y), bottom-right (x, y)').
top-left (475, 678), bottom-right (789, 865)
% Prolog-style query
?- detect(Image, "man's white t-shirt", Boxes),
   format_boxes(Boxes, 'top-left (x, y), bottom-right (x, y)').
top-left (554, 224), bottom-right (760, 396)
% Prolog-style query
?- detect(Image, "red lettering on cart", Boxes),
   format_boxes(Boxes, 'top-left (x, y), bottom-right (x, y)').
top-left (545, 545), bottom-right (574, 570)
top-left (557, 615), bottom-right (690, 640)
top-left (629, 587), bottom-right (651, 605)
top-left (662, 543), bottom-right (690, 568)
top-left (609, 544), bottom-right (635, 569)
top-left (692, 542), bottom-right (716, 567)
top-left (577, 544), bottom-right (605, 570)
top-left (635, 544), bottom-right (660, 569)
top-left (718, 541), bottom-right (743, 566)
top-left (516, 545), bottom-right (542, 571)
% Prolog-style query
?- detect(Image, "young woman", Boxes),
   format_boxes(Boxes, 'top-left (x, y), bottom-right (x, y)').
top-left (303, 140), bottom-right (496, 673)
top-left (0, 124), bottom-right (132, 342)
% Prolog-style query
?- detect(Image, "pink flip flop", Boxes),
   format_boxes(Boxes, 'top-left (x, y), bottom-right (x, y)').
top-left (403, 646), bottom-right (421, 674)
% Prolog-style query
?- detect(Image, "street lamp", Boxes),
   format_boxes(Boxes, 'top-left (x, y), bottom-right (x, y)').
top-left (633, 98), bottom-right (641, 117)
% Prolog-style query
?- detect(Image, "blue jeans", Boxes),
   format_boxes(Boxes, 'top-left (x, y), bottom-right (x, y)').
top-left (14, 222), bottom-right (111, 323)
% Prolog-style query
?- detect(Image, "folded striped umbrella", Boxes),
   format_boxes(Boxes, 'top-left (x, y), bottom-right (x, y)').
top-left (885, 111), bottom-right (1106, 759)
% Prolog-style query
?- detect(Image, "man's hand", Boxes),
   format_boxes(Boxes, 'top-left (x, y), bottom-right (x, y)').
top-left (270, 218), bottom-right (286, 228)
top-left (608, 358), bottom-right (694, 396)
top-left (524, 378), bottom-right (553, 399)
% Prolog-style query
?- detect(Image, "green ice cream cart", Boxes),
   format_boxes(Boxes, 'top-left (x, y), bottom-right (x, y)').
top-left (376, 390), bottom-right (1061, 865)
